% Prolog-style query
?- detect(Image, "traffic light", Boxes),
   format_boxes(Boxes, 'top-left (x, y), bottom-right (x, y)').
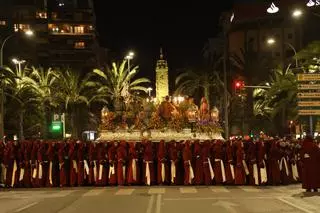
top-left (234, 80), bottom-right (245, 95)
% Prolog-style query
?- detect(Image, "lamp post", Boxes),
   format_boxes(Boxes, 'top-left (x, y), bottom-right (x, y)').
top-left (0, 30), bottom-right (34, 139)
top-left (147, 87), bottom-right (152, 96)
top-left (12, 58), bottom-right (26, 72)
top-left (125, 51), bottom-right (134, 72)
top-left (221, 11), bottom-right (234, 140)
top-left (266, 38), bottom-right (298, 68)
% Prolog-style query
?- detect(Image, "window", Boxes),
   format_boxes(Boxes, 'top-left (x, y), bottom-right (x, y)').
top-left (74, 41), bottom-right (85, 49)
top-left (74, 26), bottom-right (84, 34)
top-left (36, 11), bottom-right (47, 19)
top-left (288, 33), bottom-right (293, 39)
top-left (14, 24), bottom-right (31, 32)
top-left (0, 20), bottom-right (6, 26)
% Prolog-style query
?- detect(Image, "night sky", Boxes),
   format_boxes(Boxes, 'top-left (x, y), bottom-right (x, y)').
top-left (93, 1), bottom-right (243, 88)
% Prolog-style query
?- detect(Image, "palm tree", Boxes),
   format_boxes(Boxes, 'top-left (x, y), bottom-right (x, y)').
top-left (175, 67), bottom-right (222, 108)
top-left (56, 69), bottom-right (103, 139)
top-left (253, 65), bottom-right (297, 135)
top-left (295, 40), bottom-right (320, 73)
top-left (2, 66), bottom-right (37, 140)
top-left (30, 67), bottom-right (59, 139)
top-left (93, 60), bottom-right (150, 106)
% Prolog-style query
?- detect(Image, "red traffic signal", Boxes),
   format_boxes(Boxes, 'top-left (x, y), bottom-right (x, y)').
top-left (234, 80), bottom-right (245, 89)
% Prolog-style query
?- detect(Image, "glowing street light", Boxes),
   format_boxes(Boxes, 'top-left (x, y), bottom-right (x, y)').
top-left (267, 2), bottom-right (279, 14)
top-left (12, 58), bottom-right (26, 73)
top-left (267, 38), bottom-right (276, 45)
top-left (292, 9), bottom-right (303, 18)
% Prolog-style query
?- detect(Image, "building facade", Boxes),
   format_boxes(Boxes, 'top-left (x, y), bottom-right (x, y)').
top-left (0, 0), bottom-right (97, 70)
top-left (155, 48), bottom-right (169, 102)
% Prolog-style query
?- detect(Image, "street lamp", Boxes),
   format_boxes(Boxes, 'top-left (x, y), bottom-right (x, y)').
top-left (125, 51), bottom-right (134, 72)
top-left (0, 30), bottom-right (34, 139)
top-left (292, 9), bottom-right (303, 18)
top-left (147, 87), bottom-right (153, 96)
top-left (266, 38), bottom-right (298, 68)
top-left (12, 58), bottom-right (26, 72)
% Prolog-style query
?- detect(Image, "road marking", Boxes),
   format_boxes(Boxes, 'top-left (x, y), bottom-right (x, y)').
top-left (52, 190), bottom-right (76, 197)
top-left (115, 188), bottom-right (135, 195)
top-left (155, 194), bottom-right (162, 213)
top-left (146, 194), bottom-right (155, 213)
top-left (210, 186), bottom-right (230, 193)
top-left (148, 188), bottom-right (165, 194)
top-left (82, 189), bottom-right (105, 197)
top-left (239, 186), bottom-right (262, 192)
top-left (180, 187), bottom-right (197, 194)
top-left (14, 202), bottom-right (38, 212)
top-left (164, 196), bottom-right (280, 201)
top-left (277, 197), bottom-right (316, 213)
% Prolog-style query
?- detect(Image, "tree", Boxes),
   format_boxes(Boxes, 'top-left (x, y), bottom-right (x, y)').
top-left (56, 69), bottom-right (103, 139)
top-left (295, 40), bottom-right (320, 73)
top-left (93, 60), bottom-right (150, 106)
top-left (2, 66), bottom-right (37, 140)
top-left (253, 65), bottom-right (297, 135)
top-left (30, 67), bottom-right (59, 139)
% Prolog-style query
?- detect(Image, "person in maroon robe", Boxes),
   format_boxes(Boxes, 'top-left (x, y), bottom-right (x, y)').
top-left (37, 142), bottom-right (48, 187)
top-left (183, 141), bottom-right (194, 185)
top-left (279, 141), bottom-right (290, 185)
top-left (289, 142), bottom-right (300, 183)
top-left (16, 141), bottom-right (25, 187)
top-left (224, 140), bottom-right (235, 184)
top-left (168, 141), bottom-right (178, 185)
top-left (68, 141), bottom-right (78, 187)
top-left (88, 142), bottom-right (97, 186)
top-left (96, 141), bottom-right (108, 186)
top-left (193, 140), bottom-right (203, 185)
top-left (213, 140), bottom-right (226, 185)
top-left (127, 142), bottom-right (140, 185)
top-left (6, 141), bottom-right (20, 188)
top-left (77, 141), bottom-right (86, 186)
top-left (234, 139), bottom-right (248, 185)
top-left (31, 141), bottom-right (39, 187)
top-left (45, 142), bottom-right (55, 187)
top-left (246, 139), bottom-right (259, 185)
top-left (157, 140), bottom-right (168, 185)
top-left (0, 140), bottom-right (6, 187)
top-left (256, 139), bottom-right (267, 185)
top-left (143, 140), bottom-right (155, 185)
top-left (108, 141), bottom-right (118, 185)
top-left (300, 136), bottom-right (320, 192)
top-left (268, 140), bottom-right (281, 185)
top-left (117, 141), bottom-right (127, 186)
top-left (22, 140), bottom-right (33, 188)
top-left (201, 141), bottom-right (214, 185)
top-left (58, 142), bottom-right (68, 187)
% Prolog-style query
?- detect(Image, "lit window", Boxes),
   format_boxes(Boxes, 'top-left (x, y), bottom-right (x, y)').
top-left (14, 24), bottom-right (31, 32)
top-left (0, 20), bottom-right (6, 26)
top-left (74, 26), bottom-right (84, 34)
top-left (36, 11), bottom-right (47, 19)
top-left (74, 41), bottom-right (85, 49)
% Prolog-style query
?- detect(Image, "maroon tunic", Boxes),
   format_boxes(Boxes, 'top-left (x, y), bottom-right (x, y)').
top-left (212, 140), bottom-right (226, 184)
top-left (77, 142), bottom-right (86, 186)
top-left (143, 141), bottom-right (155, 185)
top-left (246, 140), bottom-right (258, 185)
top-left (269, 141), bottom-right (281, 185)
top-left (127, 142), bottom-right (140, 185)
top-left (108, 142), bottom-right (117, 185)
top-left (96, 142), bottom-right (108, 186)
top-left (23, 141), bottom-right (33, 188)
top-left (201, 141), bottom-right (213, 185)
top-left (300, 138), bottom-right (320, 190)
top-left (117, 141), bottom-right (127, 186)
top-left (234, 140), bottom-right (247, 185)
top-left (168, 141), bottom-right (178, 185)
top-left (157, 140), bottom-right (168, 185)
top-left (182, 141), bottom-right (193, 185)
top-left (193, 141), bottom-right (203, 185)
top-left (58, 142), bottom-right (68, 187)
top-left (68, 141), bottom-right (78, 187)
top-left (256, 140), bottom-right (267, 185)
top-left (88, 142), bottom-right (97, 185)
top-left (31, 141), bottom-right (39, 187)
top-left (224, 140), bottom-right (235, 184)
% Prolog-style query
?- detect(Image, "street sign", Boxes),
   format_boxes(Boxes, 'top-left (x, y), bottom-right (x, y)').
top-left (298, 84), bottom-right (320, 90)
top-left (298, 93), bottom-right (320, 98)
top-left (298, 109), bottom-right (320, 115)
top-left (298, 101), bottom-right (320, 107)
top-left (297, 74), bottom-right (320, 81)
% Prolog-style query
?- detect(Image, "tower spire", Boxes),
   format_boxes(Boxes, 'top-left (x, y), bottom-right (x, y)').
top-left (160, 47), bottom-right (163, 59)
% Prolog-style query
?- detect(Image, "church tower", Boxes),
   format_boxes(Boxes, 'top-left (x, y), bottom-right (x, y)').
top-left (156, 48), bottom-right (169, 102)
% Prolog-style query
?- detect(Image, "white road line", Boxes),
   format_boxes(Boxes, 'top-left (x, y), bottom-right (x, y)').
top-left (164, 197), bottom-right (278, 201)
top-left (239, 186), bottom-right (262, 192)
top-left (51, 190), bottom-right (77, 197)
top-left (115, 188), bottom-right (135, 195)
top-left (146, 194), bottom-right (155, 213)
top-left (277, 197), bottom-right (316, 213)
top-left (210, 186), bottom-right (230, 193)
top-left (155, 194), bottom-right (162, 213)
top-left (148, 188), bottom-right (165, 194)
top-left (82, 189), bottom-right (105, 197)
top-left (179, 187), bottom-right (197, 194)
top-left (14, 202), bottom-right (38, 212)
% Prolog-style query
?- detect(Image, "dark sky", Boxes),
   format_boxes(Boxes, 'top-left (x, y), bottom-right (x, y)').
top-left (93, 2), bottom-right (235, 86)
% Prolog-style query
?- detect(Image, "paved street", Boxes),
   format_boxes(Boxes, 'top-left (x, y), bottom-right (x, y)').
top-left (0, 184), bottom-right (319, 213)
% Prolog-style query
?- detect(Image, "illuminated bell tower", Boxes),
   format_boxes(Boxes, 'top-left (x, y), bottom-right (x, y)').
top-left (156, 48), bottom-right (169, 102)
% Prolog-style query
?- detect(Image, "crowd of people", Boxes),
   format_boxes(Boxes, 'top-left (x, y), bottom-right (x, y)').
top-left (0, 136), bottom-right (319, 192)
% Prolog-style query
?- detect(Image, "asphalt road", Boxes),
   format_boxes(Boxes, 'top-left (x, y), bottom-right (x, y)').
top-left (0, 184), bottom-right (319, 213)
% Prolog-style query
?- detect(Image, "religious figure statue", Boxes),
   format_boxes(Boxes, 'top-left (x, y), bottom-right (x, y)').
top-left (158, 96), bottom-right (176, 126)
top-left (200, 97), bottom-right (209, 120)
